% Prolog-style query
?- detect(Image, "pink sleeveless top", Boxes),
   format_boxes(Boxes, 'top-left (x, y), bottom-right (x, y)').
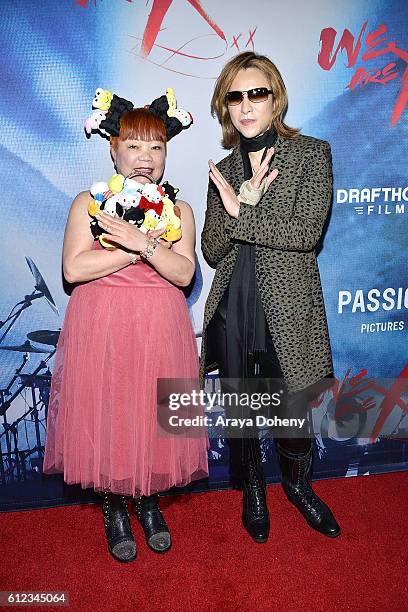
top-left (87, 239), bottom-right (177, 290)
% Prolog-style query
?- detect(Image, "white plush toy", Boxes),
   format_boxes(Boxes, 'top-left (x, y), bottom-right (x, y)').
top-left (141, 183), bottom-right (165, 203)
top-left (84, 110), bottom-right (108, 135)
top-left (90, 181), bottom-right (110, 203)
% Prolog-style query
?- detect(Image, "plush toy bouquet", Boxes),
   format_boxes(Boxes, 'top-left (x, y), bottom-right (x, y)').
top-left (88, 174), bottom-right (182, 249)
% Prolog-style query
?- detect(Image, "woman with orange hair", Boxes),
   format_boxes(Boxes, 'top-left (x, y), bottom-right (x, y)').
top-left (44, 95), bottom-right (208, 562)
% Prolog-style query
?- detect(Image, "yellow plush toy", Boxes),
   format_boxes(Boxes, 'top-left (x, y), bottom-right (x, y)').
top-left (88, 199), bottom-right (101, 217)
top-left (93, 88), bottom-right (113, 112)
top-left (141, 209), bottom-right (161, 233)
top-left (166, 87), bottom-right (177, 117)
top-left (159, 197), bottom-right (182, 242)
top-left (108, 174), bottom-right (124, 194)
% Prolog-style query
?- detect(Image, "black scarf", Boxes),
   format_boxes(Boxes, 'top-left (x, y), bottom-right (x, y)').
top-left (239, 128), bottom-right (278, 173)
top-left (222, 127), bottom-right (277, 377)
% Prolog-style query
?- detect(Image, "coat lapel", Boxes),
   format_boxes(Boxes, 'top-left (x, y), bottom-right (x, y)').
top-left (264, 135), bottom-right (291, 199)
top-left (228, 147), bottom-right (244, 194)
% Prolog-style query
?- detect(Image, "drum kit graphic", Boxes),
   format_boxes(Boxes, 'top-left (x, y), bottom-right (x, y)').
top-left (0, 257), bottom-right (60, 486)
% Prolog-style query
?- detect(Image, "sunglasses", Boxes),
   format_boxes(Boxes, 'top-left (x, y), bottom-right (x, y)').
top-left (225, 87), bottom-right (273, 106)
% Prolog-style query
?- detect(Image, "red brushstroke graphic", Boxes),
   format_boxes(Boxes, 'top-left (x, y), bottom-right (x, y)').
top-left (74, 0), bottom-right (256, 77)
top-left (141, 0), bottom-right (225, 58)
top-left (231, 33), bottom-right (242, 51)
top-left (246, 27), bottom-right (257, 49)
top-left (319, 22), bottom-right (369, 70)
top-left (311, 364), bottom-right (408, 442)
top-left (318, 21), bottom-right (408, 125)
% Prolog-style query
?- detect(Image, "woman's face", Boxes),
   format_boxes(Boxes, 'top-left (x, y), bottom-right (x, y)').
top-left (111, 138), bottom-right (166, 183)
top-left (227, 67), bottom-right (274, 139)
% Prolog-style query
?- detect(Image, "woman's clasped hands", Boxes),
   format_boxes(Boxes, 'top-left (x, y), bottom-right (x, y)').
top-left (96, 212), bottom-right (170, 252)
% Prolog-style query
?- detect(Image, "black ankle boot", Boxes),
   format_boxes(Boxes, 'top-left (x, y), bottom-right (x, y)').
top-left (101, 492), bottom-right (137, 562)
top-left (277, 443), bottom-right (340, 538)
top-left (135, 494), bottom-right (171, 553)
top-left (242, 463), bottom-right (270, 543)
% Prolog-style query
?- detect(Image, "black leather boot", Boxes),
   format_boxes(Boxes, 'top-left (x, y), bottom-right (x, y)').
top-left (242, 461), bottom-right (270, 543)
top-left (276, 443), bottom-right (341, 538)
top-left (135, 494), bottom-right (171, 553)
top-left (101, 492), bottom-right (137, 562)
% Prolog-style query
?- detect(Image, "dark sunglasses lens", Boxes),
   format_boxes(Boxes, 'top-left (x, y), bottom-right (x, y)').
top-left (248, 88), bottom-right (269, 103)
top-left (226, 91), bottom-right (243, 105)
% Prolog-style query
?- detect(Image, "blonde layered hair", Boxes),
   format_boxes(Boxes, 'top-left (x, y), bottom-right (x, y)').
top-left (211, 52), bottom-right (299, 149)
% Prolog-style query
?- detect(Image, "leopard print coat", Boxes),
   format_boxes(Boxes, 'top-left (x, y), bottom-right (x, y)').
top-left (200, 134), bottom-right (334, 394)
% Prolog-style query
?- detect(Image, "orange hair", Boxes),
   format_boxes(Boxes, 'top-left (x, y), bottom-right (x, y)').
top-left (110, 108), bottom-right (167, 151)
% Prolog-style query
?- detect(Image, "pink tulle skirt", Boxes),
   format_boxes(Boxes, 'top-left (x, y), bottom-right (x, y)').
top-left (44, 257), bottom-right (208, 497)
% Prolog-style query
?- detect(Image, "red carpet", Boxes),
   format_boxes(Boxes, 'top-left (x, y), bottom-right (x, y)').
top-left (1, 472), bottom-right (407, 612)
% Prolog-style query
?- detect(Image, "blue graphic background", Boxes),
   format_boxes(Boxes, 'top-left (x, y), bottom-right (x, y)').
top-left (0, 0), bottom-right (407, 510)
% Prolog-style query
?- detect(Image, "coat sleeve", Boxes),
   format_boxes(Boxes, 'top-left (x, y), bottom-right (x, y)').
top-left (225, 141), bottom-right (333, 252)
top-left (201, 175), bottom-right (235, 268)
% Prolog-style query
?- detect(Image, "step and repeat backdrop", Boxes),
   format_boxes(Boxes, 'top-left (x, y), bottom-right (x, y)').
top-left (0, 0), bottom-right (407, 510)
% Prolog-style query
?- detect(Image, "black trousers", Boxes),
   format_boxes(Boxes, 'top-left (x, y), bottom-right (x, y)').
top-left (206, 300), bottom-right (311, 484)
